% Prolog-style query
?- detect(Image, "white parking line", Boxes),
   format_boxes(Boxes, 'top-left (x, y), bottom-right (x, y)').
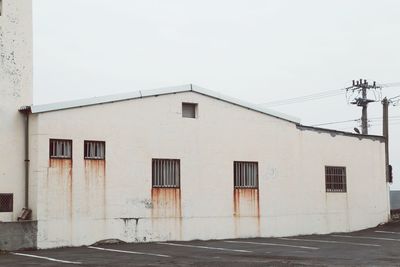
top-left (11, 252), bottom-right (82, 265)
top-left (332, 235), bottom-right (400, 242)
top-left (88, 246), bottom-right (171, 258)
top-left (158, 242), bottom-right (252, 253)
top-left (279, 237), bottom-right (381, 247)
top-left (225, 240), bottom-right (319, 250)
top-left (375, 230), bottom-right (400, 235)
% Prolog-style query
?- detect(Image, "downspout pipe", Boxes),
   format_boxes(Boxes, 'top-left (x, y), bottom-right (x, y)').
top-left (19, 106), bottom-right (31, 209)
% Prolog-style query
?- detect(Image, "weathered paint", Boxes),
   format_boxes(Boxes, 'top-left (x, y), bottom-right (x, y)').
top-left (84, 160), bottom-right (106, 219)
top-left (151, 188), bottom-right (182, 240)
top-left (233, 188), bottom-right (260, 237)
top-left (28, 91), bottom-right (390, 249)
top-left (0, 221), bottom-right (37, 251)
top-left (0, 0), bottom-right (33, 222)
top-left (44, 159), bottom-right (73, 244)
top-left (151, 188), bottom-right (181, 218)
top-left (48, 158), bottom-right (73, 204)
top-left (233, 189), bottom-right (260, 217)
top-left (2, 0), bottom-right (389, 250)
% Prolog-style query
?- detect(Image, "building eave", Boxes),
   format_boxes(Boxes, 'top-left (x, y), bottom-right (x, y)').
top-left (296, 124), bottom-right (385, 142)
top-left (29, 84), bottom-right (301, 124)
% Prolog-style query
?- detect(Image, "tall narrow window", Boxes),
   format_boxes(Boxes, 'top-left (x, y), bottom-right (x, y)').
top-left (152, 159), bottom-right (180, 188)
top-left (234, 161), bottom-right (259, 188)
top-left (182, 103), bottom-right (198, 118)
top-left (0, 0), bottom-right (3, 16)
top-left (84, 141), bottom-right (105, 160)
top-left (0, 194), bottom-right (13, 212)
top-left (49, 139), bottom-right (72, 159)
top-left (325, 166), bottom-right (347, 192)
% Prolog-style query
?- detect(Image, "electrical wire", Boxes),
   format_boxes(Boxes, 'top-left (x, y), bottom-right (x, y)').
top-left (369, 122), bottom-right (400, 128)
top-left (259, 81), bottom-right (400, 108)
top-left (311, 119), bottom-right (358, 127)
top-left (378, 82), bottom-right (400, 88)
top-left (310, 116), bottom-right (400, 127)
top-left (260, 89), bottom-right (345, 107)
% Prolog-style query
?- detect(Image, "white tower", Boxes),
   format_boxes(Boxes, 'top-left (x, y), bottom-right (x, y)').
top-left (0, 0), bottom-right (33, 221)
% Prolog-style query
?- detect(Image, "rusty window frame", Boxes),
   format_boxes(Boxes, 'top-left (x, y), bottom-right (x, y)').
top-left (0, 194), bottom-right (13, 212)
top-left (234, 161), bottom-right (259, 189)
top-left (152, 159), bottom-right (180, 188)
top-left (325, 166), bottom-right (347, 193)
top-left (182, 103), bottom-right (198, 118)
top-left (84, 141), bottom-right (106, 160)
top-left (49, 139), bottom-right (73, 159)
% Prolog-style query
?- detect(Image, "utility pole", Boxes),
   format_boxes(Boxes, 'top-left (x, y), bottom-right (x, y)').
top-left (346, 79), bottom-right (380, 135)
top-left (382, 97), bottom-right (392, 183)
top-left (361, 86), bottom-right (368, 134)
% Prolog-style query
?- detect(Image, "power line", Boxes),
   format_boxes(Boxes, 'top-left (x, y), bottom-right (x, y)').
top-left (259, 81), bottom-right (400, 108)
top-left (260, 88), bottom-right (345, 107)
top-left (337, 122), bottom-right (400, 132)
top-left (369, 117), bottom-right (400, 122)
top-left (311, 119), bottom-right (358, 127)
top-left (388, 94), bottom-right (400, 99)
top-left (370, 122), bottom-right (400, 127)
top-left (378, 82), bottom-right (400, 88)
top-left (310, 116), bottom-right (400, 127)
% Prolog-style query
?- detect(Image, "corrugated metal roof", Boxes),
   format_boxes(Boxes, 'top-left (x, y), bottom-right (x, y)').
top-left (30, 84), bottom-right (300, 123)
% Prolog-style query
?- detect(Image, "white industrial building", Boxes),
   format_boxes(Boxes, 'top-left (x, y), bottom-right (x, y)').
top-left (0, 1), bottom-right (391, 249)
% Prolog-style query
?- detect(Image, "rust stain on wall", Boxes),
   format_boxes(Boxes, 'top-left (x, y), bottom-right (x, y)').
top-left (151, 188), bottom-right (182, 239)
top-left (84, 160), bottom-right (106, 218)
top-left (151, 188), bottom-right (181, 218)
top-left (47, 159), bottom-right (73, 220)
top-left (233, 188), bottom-right (260, 236)
top-left (234, 188), bottom-right (260, 217)
top-left (84, 160), bottom-right (106, 179)
top-left (49, 159), bottom-right (73, 203)
top-left (49, 158), bottom-right (72, 173)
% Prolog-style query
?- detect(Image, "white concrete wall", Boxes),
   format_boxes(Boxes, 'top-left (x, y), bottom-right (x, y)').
top-left (30, 92), bottom-right (390, 248)
top-left (0, 0), bottom-right (32, 221)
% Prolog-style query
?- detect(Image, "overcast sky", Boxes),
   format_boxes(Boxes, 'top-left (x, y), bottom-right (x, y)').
top-left (33, 0), bottom-right (400, 189)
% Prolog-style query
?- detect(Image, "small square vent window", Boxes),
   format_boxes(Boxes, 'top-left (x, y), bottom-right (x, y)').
top-left (0, 194), bottom-right (13, 213)
top-left (182, 103), bottom-right (197, 118)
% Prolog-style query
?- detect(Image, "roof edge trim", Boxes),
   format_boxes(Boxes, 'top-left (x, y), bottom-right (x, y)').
top-left (297, 124), bottom-right (385, 142)
top-left (29, 84), bottom-right (300, 124)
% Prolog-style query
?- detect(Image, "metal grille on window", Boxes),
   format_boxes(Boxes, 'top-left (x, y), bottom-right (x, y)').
top-left (49, 139), bottom-right (72, 159)
top-left (234, 161), bottom-right (259, 188)
top-left (325, 166), bottom-right (347, 192)
top-left (0, 194), bottom-right (13, 212)
top-left (84, 141), bottom-right (105, 160)
top-left (152, 159), bottom-right (180, 188)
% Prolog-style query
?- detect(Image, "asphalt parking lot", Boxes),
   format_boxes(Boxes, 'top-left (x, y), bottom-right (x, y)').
top-left (1, 220), bottom-right (399, 266)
